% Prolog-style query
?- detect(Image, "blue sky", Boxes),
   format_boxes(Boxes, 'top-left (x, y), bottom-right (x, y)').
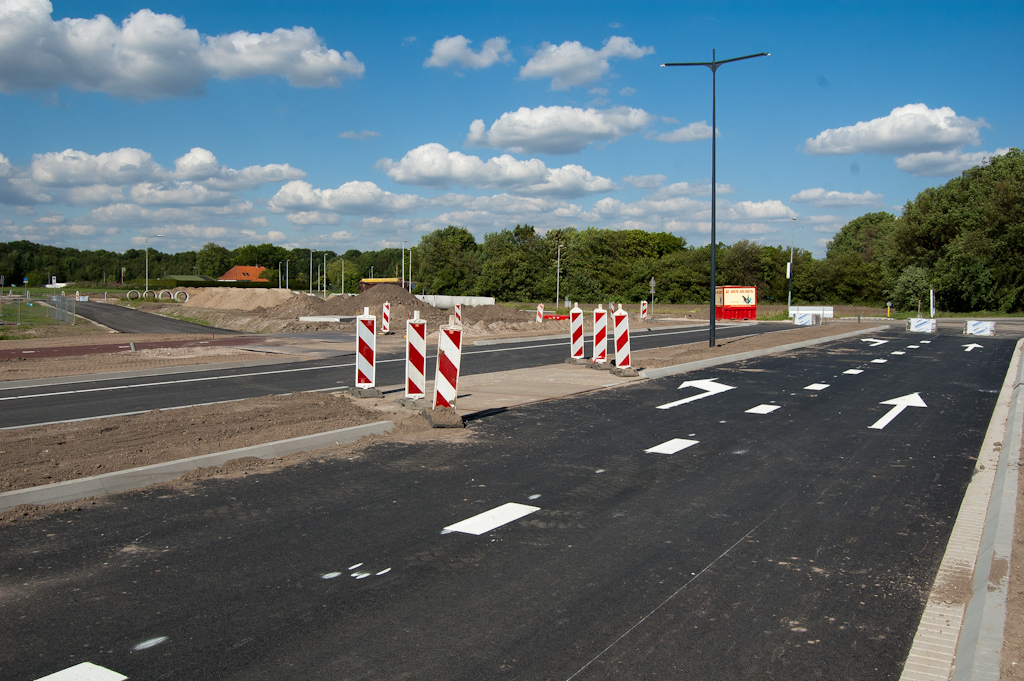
top-left (0, 0), bottom-right (1020, 257)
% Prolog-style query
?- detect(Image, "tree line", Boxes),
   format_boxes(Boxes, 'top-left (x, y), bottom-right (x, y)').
top-left (1, 148), bottom-right (1020, 311)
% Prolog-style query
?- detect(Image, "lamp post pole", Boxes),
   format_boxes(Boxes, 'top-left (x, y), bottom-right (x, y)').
top-left (402, 239), bottom-right (407, 290)
top-left (144, 234), bottom-right (164, 294)
top-left (555, 244), bottom-right (564, 308)
top-left (278, 261), bottom-right (282, 289)
top-left (309, 250), bottom-right (313, 295)
top-left (787, 216), bottom-right (797, 311)
top-left (662, 49), bottom-right (769, 347)
top-left (286, 260), bottom-right (289, 289)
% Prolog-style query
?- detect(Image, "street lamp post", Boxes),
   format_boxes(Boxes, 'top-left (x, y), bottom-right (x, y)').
top-left (402, 240), bottom-right (408, 290)
top-left (555, 244), bottom-right (564, 308)
top-left (309, 250), bottom-right (313, 295)
top-left (278, 261), bottom-right (282, 289)
top-left (286, 260), bottom-right (289, 289)
top-left (662, 49), bottom-right (769, 347)
top-left (408, 247), bottom-right (414, 293)
top-left (144, 234), bottom-right (165, 294)
top-left (787, 217), bottom-right (797, 311)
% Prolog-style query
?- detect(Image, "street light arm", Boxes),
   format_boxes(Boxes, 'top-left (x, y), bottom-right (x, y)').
top-left (662, 52), bottom-right (769, 69)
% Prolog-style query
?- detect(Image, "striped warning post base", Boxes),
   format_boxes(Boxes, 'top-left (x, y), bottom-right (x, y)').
top-left (641, 300), bottom-right (648, 320)
top-left (406, 310), bottom-right (427, 399)
top-left (356, 307), bottom-right (376, 388)
top-left (593, 305), bottom-right (608, 363)
top-left (381, 301), bottom-right (391, 334)
top-left (569, 304), bottom-right (584, 358)
top-left (433, 317), bottom-right (463, 409)
top-left (536, 303), bottom-right (544, 323)
top-left (613, 304), bottom-right (630, 368)
top-left (454, 303), bottom-right (462, 326)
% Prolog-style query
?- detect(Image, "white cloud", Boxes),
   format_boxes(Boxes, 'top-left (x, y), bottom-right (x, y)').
top-left (286, 211), bottom-right (341, 225)
top-left (467, 105), bottom-right (655, 154)
top-left (649, 181), bottom-right (733, 199)
top-left (646, 121), bottom-right (716, 143)
top-left (790, 188), bottom-right (884, 207)
top-left (805, 104), bottom-right (987, 155)
top-left (269, 180), bottom-right (425, 215)
top-left (423, 35), bottom-right (512, 70)
top-left (129, 182), bottom-right (233, 207)
top-left (623, 174), bottom-right (666, 189)
top-left (66, 184), bottom-right (125, 205)
top-left (724, 200), bottom-right (796, 220)
top-left (520, 36), bottom-right (654, 89)
top-left (619, 86), bottom-right (636, 96)
top-left (894, 147), bottom-right (1011, 176)
top-left (377, 143), bottom-right (615, 197)
top-left (32, 148), bottom-right (160, 186)
top-left (0, 0), bottom-right (363, 99)
top-left (339, 130), bottom-right (381, 140)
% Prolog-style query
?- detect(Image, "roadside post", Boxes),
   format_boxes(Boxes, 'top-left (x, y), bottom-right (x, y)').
top-left (569, 304), bottom-right (584, 359)
top-left (433, 316), bottom-right (463, 409)
top-left (641, 300), bottom-right (648, 320)
top-left (592, 305), bottom-right (608, 365)
top-left (536, 303), bottom-right (544, 323)
top-left (405, 310), bottom-right (426, 399)
top-left (355, 307), bottom-right (377, 392)
top-left (454, 303), bottom-right (462, 326)
top-left (613, 304), bottom-right (631, 370)
top-left (381, 301), bottom-right (391, 334)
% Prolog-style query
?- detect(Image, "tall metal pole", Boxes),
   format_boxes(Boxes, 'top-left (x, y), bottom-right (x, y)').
top-left (144, 234), bottom-right (164, 294)
top-left (309, 250), bottom-right (313, 294)
top-left (402, 239), bottom-right (407, 290)
top-left (323, 253), bottom-right (326, 296)
top-left (286, 260), bottom-right (289, 289)
top-left (555, 244), bottom-right (564, 308)
top-left (662, 50), bottom-right (769, 347)
top-left (278, 261), bottom-right (282, 288)
top-left (787, 216), bottom-right (796, 310)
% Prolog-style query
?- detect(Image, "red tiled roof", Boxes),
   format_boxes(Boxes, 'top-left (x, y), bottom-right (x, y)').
top-left (218, 265), bottom-right (269, 282)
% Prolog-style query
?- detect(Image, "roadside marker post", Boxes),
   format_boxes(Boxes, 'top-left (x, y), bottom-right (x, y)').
top-left (569, 304), bottom-right (585, 358)
top-left (454, 303), bottom-right (462, 326)
top-left (641, 300), bottom-right (648, 320)
top-left (536, 303), bottom-right (544, 323)
top-left (433, 316), bottom-right (463, 409)
top-left (405, 310), bottom-right (426, 399)
top-left (613, 304), bottom-right (631, 368)
top-left (356, 307), bottom-right (376, 388)
top-left (593, 305), bottom-right (608, 363)
top-left (381, 301), bottom-right (391, 334)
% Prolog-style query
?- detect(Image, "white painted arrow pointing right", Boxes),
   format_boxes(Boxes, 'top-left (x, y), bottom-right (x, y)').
top-left (656, 378), bottom-right (735, 410)
top-left (963, 343), bottom-right (983, 352)
top-left (869, 392), bottom-right (927, 430)
top-left (861, 338), bottom-right (889, 347)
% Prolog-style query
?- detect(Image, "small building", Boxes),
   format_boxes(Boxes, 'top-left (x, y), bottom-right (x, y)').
top-left (219, 266), bottom-right (269, 283)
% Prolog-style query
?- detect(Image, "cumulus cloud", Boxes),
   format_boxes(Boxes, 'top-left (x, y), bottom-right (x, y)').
top-left (520, 35), bottom-right (654, 89)
top-left (805, 104), bottom-right (987, 155)
top-left (894, 147), bottom-right (1011, 177)
top-left (0, 0), bottom-right (363, 99)
top-left (790, 188), bottom-right (884, 207)
top-left (286, 211), bottom-right (341, 225)
top-left (467, 105), bottom-right (655, 154)
top-left (623, 174), bottom-right (666, 189)
top-left (269, 180), bottom-right (425, 215)
top-left (646, 121), bottom-right (717, 143)
top-left (423, 35), bottom-right (512, 70)
top-left (724, 200), bottom-right (796, 220)
top-left (32, 148), bottom-right (161, 186)
top-left (377, 143), bottom-right (615, 197)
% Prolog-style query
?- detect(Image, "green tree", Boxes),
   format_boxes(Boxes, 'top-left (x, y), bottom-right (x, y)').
top-left (415, 226), bottom-right (480, 295)
top-left (196, 242), bottom-right (232, 278)
top-left (890, 266), bottom-right (932, 311)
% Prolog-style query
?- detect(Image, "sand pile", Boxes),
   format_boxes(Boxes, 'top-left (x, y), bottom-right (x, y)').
top-left (181, 287), bottom-right (297, 311)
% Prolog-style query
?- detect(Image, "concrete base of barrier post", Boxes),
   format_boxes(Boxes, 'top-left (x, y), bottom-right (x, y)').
top-left (421, 407), bottom-right (464, 428)
top-left (611, 366), bottom-right (639, 377)
top-left (349, 387), bottom-right (383, 398)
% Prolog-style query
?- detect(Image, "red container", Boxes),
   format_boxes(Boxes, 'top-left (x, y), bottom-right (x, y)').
top-left (715, 286), bottom-right (757, 320)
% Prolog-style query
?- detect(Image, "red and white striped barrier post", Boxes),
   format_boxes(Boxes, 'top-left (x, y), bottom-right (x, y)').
top-left (433, 316), bottom-right (463, 409)
top-left (536, 303), bottom-right (544, 323)
top-left (592, 304), bottom-right (608, 363)
top-left (569, 303), bottom-right (584, 358)
top-left (613, 304), bottom-right (630, 368)
top-left (640, 300), bottom-right (648, 320)
top-left (405, 310), bottom-right (426, 399)
top-left (454, 303), bottom-right (462, 326)
top-left (356, 307), bottom-right (376, 388)
top-left (381, 301), bottom-right (391, 334)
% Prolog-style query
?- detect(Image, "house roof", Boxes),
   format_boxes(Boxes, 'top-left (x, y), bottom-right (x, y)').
top-left (218, 266), bottom-right (269, 282)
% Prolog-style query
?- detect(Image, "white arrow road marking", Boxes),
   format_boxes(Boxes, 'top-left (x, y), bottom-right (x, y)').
top-left (444, 502), bottom-right (539, 535)
top-left (804, 383), bottom-right (830, 390)
top-left (656, 378), bottom-right (736, 410)
top-left (861, 338), bottom-right (889, 347)
top-left (843, 369), bottom-right (864, 375)
top-left (645, 438), bottom-right (699, 454)
top-left (869, 392), bottom-right (927, 430)
top-left (746, 404), bottom-right (780, 414)
top-left (964, 343), bottom-right (983, 352)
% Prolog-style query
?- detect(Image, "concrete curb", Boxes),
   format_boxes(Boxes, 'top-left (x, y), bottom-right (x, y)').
top-left (637, 325), bottom-right (890, 379)
top-left (470, 322), bottom-right (749, 347)
top-left (0, 420), bottom-right (394, 512)
top-left (900, 339), bottom-right (1024, 680)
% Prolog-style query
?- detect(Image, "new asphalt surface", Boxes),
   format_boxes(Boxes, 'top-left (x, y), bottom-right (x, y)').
top-left (75, 300), bottom-right (243, 335)
top-left (0, 330), bottom-right (1016, 680)
top-left (0, 322), bottom-right (763, 428)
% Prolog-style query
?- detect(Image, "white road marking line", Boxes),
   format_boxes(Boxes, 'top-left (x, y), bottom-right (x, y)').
top-left (644, 438), bottom-right (700, 454)
top-left (656, 378), bottom-right (735, 410)
top-left (920, 340), bottom-right (931, 343)
top-left (804, 383), bottom-right (830, 390)
top-left (322, 572), bottom-right (342, 579)
top-left (871, 359), bottom-right (888, 364)
top-left (891, 351), bottom-right (906, 355)
top-left (376, 568), bottom-right (391, 576)
top-left (869, 392), bottom-right (927, 430)
top-left (444, 502), bottom-right (540, 535)
top-left (746, 404), bottom-right (780, 414)
top-left (528, 494), bottom-right (541, 500)
top-left (34, 662), bottom-right (128, 681)
top-left (348, 563), bottom-right (363, 570)
top-left (132, 636), bottom-right (169, 651)
top-left (843, 369), bottom-right (864, 375)
top-left (907, 345), bottom-right (920, 349)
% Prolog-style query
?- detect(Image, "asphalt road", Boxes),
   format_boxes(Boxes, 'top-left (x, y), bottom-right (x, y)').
top-left (75, 300), bottom-right (242, 335)
top-left (0, 321), bottom-right (768, 428)
top-left (0, 330), bottom-right (1016, 680)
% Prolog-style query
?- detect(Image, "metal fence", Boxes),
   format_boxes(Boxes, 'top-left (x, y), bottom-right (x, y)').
top-left (47, 294), bottom-right (76, 324)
